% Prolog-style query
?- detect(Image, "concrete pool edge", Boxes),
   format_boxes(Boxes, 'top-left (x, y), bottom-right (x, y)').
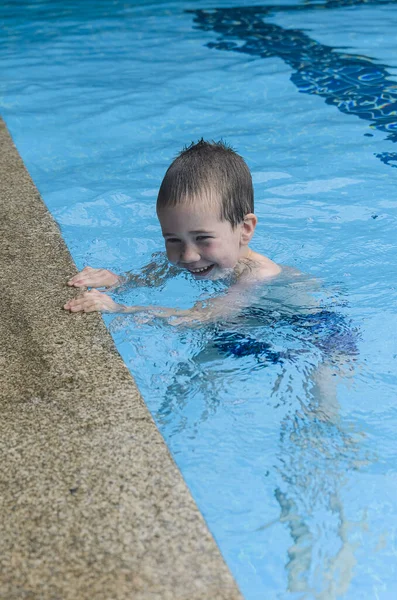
top-left (0, 119), bottom-right (242, 600)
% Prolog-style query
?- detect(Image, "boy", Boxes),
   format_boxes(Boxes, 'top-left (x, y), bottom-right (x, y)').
top-left (64, 139), bottom-right (358, 424)
top-left (64, 140), bottom-right (281, 324)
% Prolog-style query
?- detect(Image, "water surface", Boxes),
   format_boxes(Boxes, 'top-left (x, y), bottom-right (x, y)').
top-left (1, 1), bottom-right (397, 597)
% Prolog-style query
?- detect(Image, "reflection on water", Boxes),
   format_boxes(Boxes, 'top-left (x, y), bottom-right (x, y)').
top-left (110, 275), bottom-right (367, 598)
top-left (189, 1), bottom-right (397, 168)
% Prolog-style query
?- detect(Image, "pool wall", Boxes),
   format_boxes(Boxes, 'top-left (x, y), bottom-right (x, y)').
top-left (0, 118), bottom-right (242, 600)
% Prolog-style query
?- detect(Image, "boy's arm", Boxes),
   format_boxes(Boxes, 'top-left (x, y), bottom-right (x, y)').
top-left (67, 252), bottom-right (178, 290)
top-left (64, 280), bottom-right (253, 324)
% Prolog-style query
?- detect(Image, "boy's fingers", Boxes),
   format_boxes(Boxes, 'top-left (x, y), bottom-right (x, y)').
top-left (67, 280), bottom-right (84, 287)
top-left (64, 295), bottom-right (88, 311)
top-left (67, 276), bottom-right (85, 286)
top-left (67, 274), bottom-right (92, 285)
top-left (64, 300), bottom-right (86, 312)
top-left (67, 270), bottom-right (113, 288)
top-left (64, 290), bottom-right (104, 313)
top-left (68, 278), bottom-right (94, 287)
top-left (67, 266), bottom-right (94, 286)
top-left (66, 301), bottom-right (94, 313)
top-left (68, 276), bottom-right (104, 287)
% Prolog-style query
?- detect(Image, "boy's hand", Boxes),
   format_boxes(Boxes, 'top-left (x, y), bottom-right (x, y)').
top-left (67, 267), bottom-right (120, 288)
top-left (64, 290), bottom-right (123, 313)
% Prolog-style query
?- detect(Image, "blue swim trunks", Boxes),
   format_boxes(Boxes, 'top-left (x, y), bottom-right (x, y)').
top-left (213, 309), bottom-right (359, 363)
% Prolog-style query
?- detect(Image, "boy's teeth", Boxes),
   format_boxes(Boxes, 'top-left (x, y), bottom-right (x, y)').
top-left (191, 265), bottom-right (211, 273)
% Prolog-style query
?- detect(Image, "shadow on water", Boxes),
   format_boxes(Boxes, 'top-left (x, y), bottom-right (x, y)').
top-left (188, 0), bottom-right (397, 168)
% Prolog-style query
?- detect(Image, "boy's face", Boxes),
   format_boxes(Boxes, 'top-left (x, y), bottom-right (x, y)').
top-left (157, 200), bottom-right (252, 279)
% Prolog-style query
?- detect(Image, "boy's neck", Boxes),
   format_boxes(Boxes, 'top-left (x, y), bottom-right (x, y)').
top-left (240, 245), bottom-right (253, 260)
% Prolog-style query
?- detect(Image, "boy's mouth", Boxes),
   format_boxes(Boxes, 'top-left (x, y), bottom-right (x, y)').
top-left (188, 264), bottom-right (215, 277)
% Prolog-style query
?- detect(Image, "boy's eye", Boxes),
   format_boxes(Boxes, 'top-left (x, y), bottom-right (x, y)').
top-left (196, 236), bottom-right (212, 241)
top-left (165, 238), bottom-right (180, 244)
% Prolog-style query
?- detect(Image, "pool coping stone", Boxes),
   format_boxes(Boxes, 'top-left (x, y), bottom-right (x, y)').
top-left (0, 118), bottom-right (243, 600)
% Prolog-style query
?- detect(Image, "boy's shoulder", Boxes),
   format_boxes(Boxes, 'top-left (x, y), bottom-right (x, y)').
top-left (241, 251), bottom-right (282, 283)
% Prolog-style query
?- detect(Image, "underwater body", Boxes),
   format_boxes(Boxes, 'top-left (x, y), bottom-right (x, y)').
top-left (110, 269), bottom-right (364, 598)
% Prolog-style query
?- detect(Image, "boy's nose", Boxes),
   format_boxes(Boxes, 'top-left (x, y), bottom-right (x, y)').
top-left (180, 244), bottom-right (200, 264)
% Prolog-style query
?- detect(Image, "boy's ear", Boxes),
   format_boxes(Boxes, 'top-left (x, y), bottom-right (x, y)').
top-left (240, 213), bottom-right (257, 245)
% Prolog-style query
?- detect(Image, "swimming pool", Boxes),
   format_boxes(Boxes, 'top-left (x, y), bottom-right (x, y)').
top-left (1, 0), bottom-right (397, 597)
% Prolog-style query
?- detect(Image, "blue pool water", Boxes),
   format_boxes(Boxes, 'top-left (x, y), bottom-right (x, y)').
top-left (1, 1), bottom-right (397, 597)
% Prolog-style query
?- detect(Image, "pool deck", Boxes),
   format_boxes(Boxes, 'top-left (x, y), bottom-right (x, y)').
top-left (0, 118), bottom-right (242, 600)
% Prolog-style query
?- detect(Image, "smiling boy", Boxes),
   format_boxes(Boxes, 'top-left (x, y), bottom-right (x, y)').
top-left (64, 140), bottom-right (281, 323)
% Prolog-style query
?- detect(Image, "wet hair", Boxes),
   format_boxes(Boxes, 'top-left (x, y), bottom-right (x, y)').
top-left (156, 139), bottom-right (254, 228)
